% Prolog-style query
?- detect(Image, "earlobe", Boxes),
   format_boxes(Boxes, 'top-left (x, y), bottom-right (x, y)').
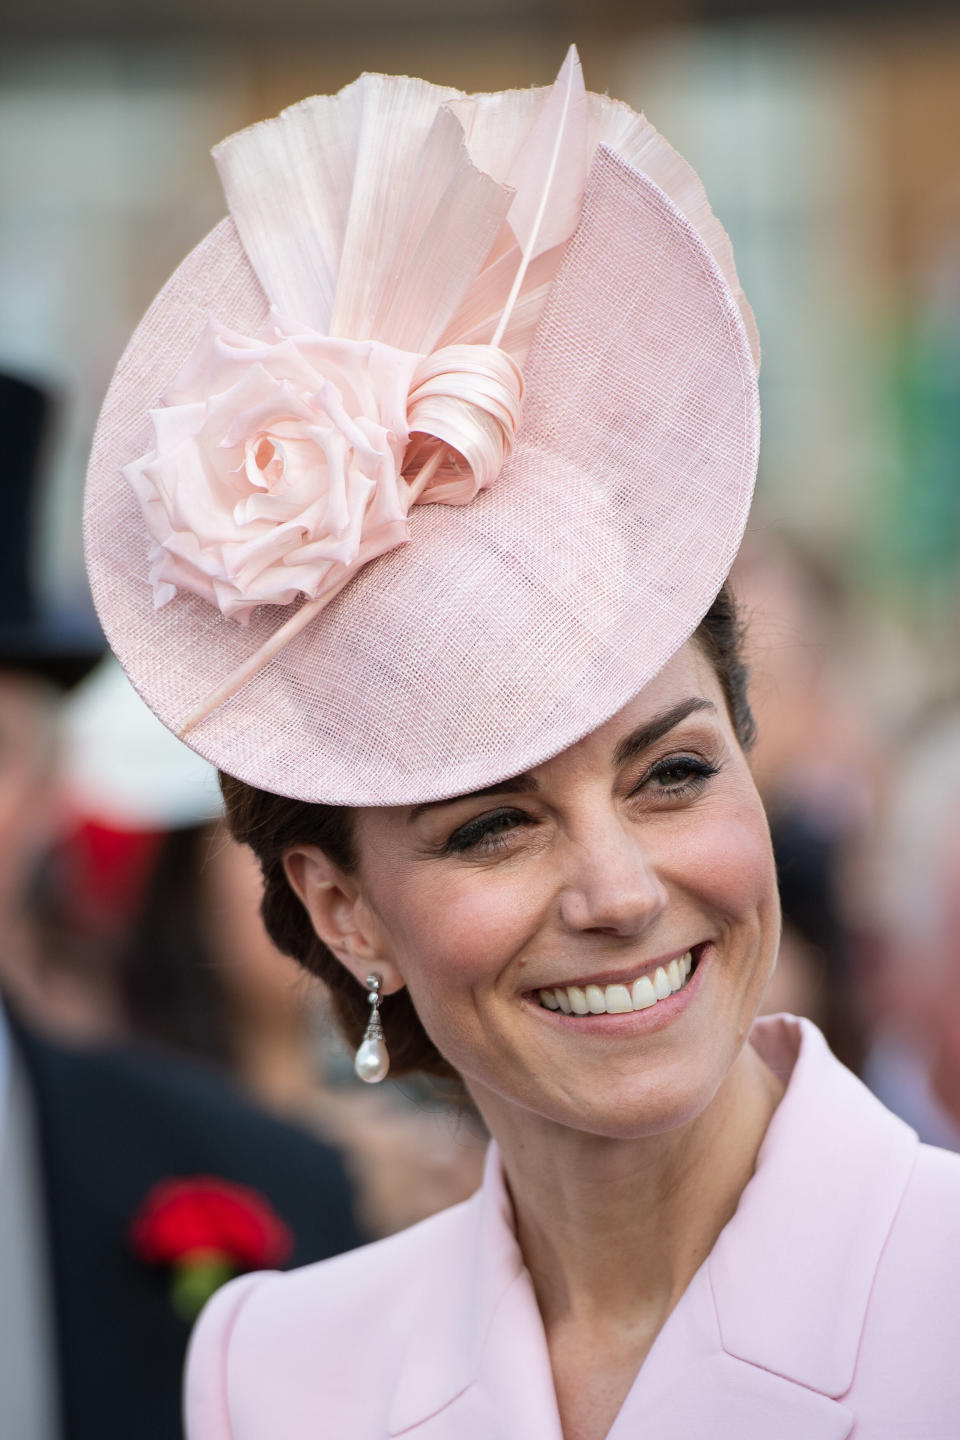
top-left (282, 845), bottom-right (405, 994)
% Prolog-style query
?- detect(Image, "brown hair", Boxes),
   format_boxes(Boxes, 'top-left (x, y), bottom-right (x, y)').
top-left (220, 582), bottom-right (755, 1078)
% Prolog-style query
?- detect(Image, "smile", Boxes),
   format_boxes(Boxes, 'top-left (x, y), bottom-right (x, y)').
top-left (537, 951), bottom-right (695, 1016)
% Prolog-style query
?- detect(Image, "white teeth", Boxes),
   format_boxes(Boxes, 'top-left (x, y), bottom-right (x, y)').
top-left (539, 952), bottom-right (695, 1016)
top-left (568, 985), bottom-right (589, 1015)
top-left (631, 975), bottom-right (657, 1009)
top-left (653, 966), bottom-right (672, 1000)
top-left (606, 984), bottom-right (632, 1014)
top-left (585, 985), bottom-right (606, 1014)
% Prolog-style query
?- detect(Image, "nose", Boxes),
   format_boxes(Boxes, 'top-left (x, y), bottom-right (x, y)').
top-left (557, 821), bottom-right (669, 939)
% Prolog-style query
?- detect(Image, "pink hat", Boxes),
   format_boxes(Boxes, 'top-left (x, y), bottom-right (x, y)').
top-left (84, 47), bottom-right (760, 807)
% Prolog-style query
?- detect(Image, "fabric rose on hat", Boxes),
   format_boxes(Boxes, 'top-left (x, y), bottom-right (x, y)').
top-left (124, 313), bottom-right (421, 624)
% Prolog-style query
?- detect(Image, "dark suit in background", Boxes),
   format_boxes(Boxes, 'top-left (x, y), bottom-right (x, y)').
top-left (7, 1007), bottom-right (360, 1440)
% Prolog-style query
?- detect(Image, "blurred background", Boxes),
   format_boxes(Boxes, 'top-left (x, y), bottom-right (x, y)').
top-left (3, 0), bottom-right (960, 1216)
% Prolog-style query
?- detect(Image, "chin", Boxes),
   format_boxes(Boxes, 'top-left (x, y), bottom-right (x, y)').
top-left (480, 1048), bottom-right (728, 1142)
top-left (559, 1072), bottom-right (725, 1142)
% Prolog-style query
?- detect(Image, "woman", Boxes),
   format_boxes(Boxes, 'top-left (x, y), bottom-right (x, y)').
top-left (120, 821), bottom-right (487, 1235)
top-left (83, 50), bottom-right (960, 1439)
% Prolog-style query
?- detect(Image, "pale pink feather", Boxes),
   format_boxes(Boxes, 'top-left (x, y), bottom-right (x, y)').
top-left (491, 47), bottom-right (588, 346)
top-left (501, 47), bottom-right (589, 263)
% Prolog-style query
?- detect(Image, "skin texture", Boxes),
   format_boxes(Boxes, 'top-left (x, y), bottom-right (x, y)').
top-left (286, 641), bottom-right (784, 1440)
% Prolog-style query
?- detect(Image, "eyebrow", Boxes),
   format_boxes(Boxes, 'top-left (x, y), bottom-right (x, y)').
top-left (408, 774), bottom-right (539, 824)
top-left (407, 697), bottom-right (716, 823)
top-left (612, 697), bottom-right (717, 767)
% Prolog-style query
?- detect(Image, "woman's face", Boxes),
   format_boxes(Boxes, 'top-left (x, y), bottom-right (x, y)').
top-left (345, 641), bottom-right (780, 1139)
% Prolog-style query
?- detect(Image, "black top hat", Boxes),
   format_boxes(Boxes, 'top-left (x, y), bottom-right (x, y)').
top-left (0, 371), bottom-right (104, 687)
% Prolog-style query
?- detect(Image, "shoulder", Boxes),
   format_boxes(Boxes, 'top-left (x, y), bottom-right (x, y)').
top-left (20, 1018), bottom-right (271, 1130)
top-left (184, 1198), bottom-right (475, 1439)
top-left (13, 1015), bottom-right (360, 1263)
top-left (732, 1018), bottom-right (960, 1422)
top-left (850, 1141), bottom-right (960, 1417)
top-left (874, 1138), bottom-right (960, 1287)
top-left (18, 1015), bottom-right (328, 1169)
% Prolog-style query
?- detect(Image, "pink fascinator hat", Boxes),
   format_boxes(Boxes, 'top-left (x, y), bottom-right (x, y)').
top-left (84, 47), bottom-right (760, 806)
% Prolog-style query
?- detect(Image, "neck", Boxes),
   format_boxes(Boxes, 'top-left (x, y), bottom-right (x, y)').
top-left (472, 1042), bottom-right (784, 1338)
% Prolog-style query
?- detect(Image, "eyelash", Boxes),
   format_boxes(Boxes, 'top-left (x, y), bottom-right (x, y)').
top-left (442, 755), bottom-right (721, 856)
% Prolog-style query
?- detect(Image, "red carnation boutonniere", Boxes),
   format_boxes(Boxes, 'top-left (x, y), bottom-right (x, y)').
top-left (130, 1176), bottom-right (294, 1321)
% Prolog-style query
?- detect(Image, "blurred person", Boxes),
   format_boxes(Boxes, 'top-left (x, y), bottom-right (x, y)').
top-left (0, 374), bottom-right (111, 1037)
top-left (734, 526), bottom-right (872, 1069)
top-left (758, 807), bottom-right (865, 1072)
top-left (84, 55), bottom-right (960, 1439)
top-left (862, 709), bottom-right (960, 1150)
top-left (61, 659), bottom-right (486, 1237)
top-left (58, 655), bottom-right (240, 1059)
top-left (197, 833), bottom-right (487, 1237)
top-left (122, 819), bottom-right (488, 1236)
top-left (732, 525), bottom-right (875, 828)
top-left (0, 373), bottom-right (360, 1440)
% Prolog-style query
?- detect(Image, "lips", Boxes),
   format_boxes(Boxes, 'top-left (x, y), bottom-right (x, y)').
top-left (537, 950), bottom-right (696, 1016)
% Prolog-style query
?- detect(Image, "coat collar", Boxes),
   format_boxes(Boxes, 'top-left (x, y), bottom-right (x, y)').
top-left (389, 1016), bottom-right (917, 1438)
top-left (388, 1140), bottom-right (557, 1436)
top-left (707, 1015), bottom-right (917, 1396)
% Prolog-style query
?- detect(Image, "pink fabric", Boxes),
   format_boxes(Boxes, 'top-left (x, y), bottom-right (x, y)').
top-left (184, 1015), bottom-right (960, 1438)
top-left (86, 144), bottom-right (758, 805)
top-left (122, 313), bottom-right (522, 626)
top-left (125, 316), bottom-right (418, 623)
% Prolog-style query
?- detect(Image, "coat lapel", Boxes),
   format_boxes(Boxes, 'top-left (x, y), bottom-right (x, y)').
top-left (609, 1016), bottom-right (916, 1439)
top-left (388, 1146), bottom-right (562, 1439)
top-left (391, 1273), bottom-right (564, 1440)
top-left (607, 1253), bottom-right (853, 1440)
top-left (390, 1016), bottom-right (917, 1440)
top-left (708, 1016), bottom-right (917, 1398)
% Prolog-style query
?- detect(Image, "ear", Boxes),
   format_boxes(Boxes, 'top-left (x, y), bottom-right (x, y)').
top-left (283, 845), bottom-right (406, 994)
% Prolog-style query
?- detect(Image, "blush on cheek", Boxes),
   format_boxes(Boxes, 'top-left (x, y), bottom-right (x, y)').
top-left (397, 867), bottom-right (548, 987)
top-left (677, 801), bottom-right (777, 926)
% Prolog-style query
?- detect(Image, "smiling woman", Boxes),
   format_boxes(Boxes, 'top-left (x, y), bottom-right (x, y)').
top-left (220, 586), bottom-right (758, 1086)
top-left (84, 50), bottom-right (960, 1440)
top-left (263, 615), bottom-right (781, 1154)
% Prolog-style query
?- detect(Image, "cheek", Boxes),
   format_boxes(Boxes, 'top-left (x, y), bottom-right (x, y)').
top-left (386, 866), bottom-right (547, 993)
top-left (670, 790), bottom-right (778, 934)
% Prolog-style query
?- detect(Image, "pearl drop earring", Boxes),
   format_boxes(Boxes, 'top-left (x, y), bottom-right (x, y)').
top-left (354, 973), bottom-right (390, 1084)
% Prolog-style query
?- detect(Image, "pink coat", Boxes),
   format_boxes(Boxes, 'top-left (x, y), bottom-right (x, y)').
top-left (185, 1015), bottom-right (960, 1438)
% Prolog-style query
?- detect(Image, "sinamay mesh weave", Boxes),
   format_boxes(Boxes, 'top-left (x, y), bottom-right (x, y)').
top-left (85, 129), bottom-right (759, 806)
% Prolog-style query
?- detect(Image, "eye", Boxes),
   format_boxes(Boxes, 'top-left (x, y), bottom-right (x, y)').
top-left (636, 754), bottom-right (720, 800)
top-left (442, 807), bottom-right (533, 856)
